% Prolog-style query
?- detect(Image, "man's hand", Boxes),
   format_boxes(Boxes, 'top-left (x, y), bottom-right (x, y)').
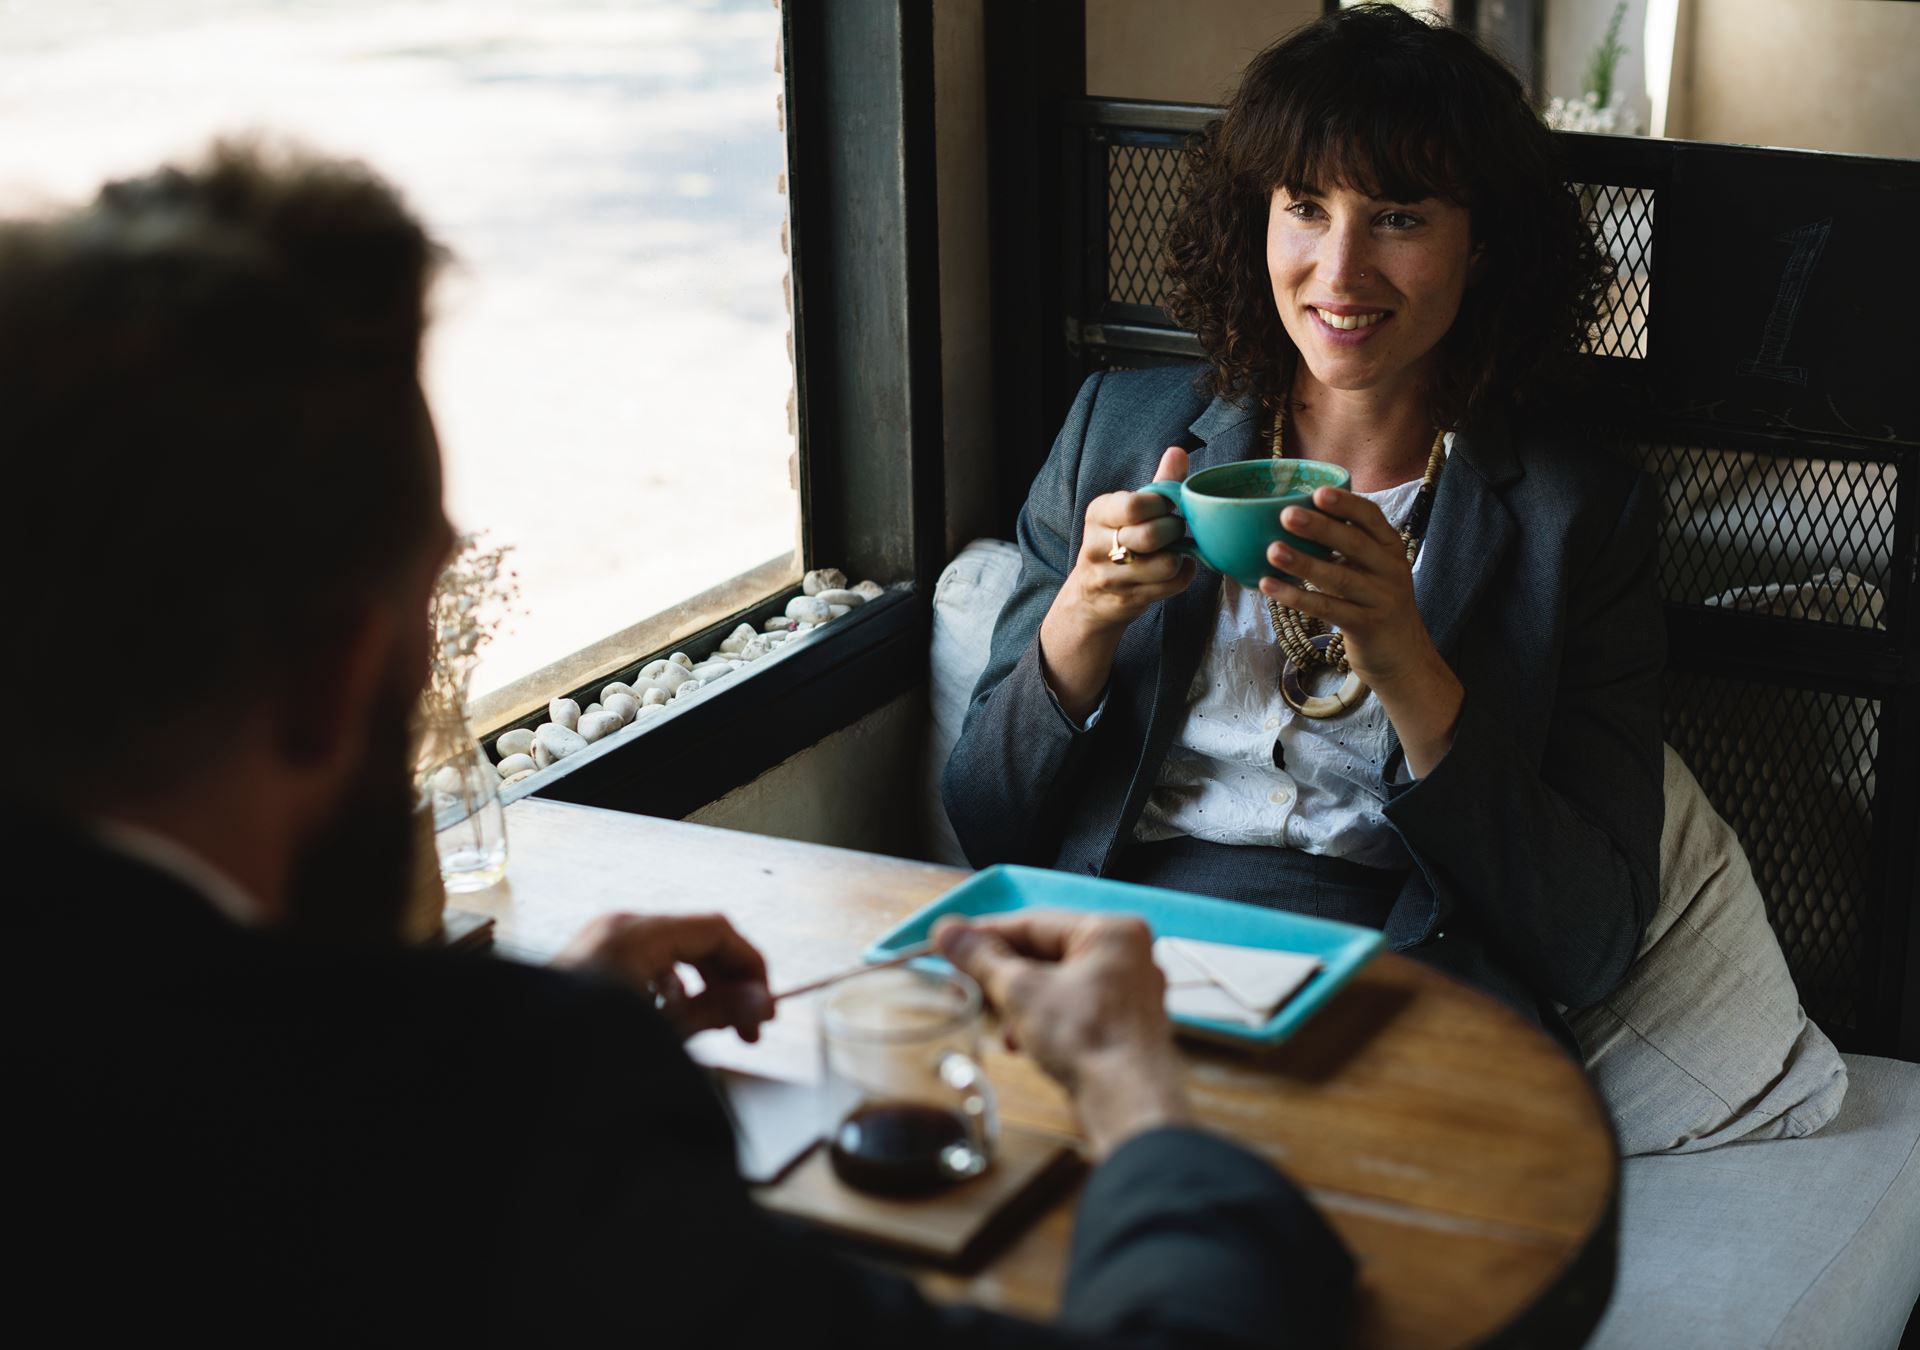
top-left (556, 912), bottom-right (772, 1043)
top-left (935, 910), bottom-right (1189, 1158)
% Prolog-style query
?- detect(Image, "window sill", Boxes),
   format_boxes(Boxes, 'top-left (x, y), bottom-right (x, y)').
top-left (498, 582), bottom-right (926, 818)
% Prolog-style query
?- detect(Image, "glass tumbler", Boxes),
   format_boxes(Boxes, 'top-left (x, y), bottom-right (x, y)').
top-left (819, 966), bottom-right (998, 1196)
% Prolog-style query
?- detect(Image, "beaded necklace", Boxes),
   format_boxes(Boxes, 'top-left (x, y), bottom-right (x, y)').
top-left (1266, 411), bottom-right (1447, 718)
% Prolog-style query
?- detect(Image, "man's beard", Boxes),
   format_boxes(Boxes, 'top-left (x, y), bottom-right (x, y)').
top-left (282, 674), bottom-right (417, 946)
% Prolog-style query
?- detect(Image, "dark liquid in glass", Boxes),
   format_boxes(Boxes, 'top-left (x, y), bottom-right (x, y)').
top-left (829, 1102), bottom-right (971, 1196)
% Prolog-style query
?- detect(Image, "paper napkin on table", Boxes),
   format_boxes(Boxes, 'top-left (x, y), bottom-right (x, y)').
top-left (1153, 937), bottom-right (1322, 1027)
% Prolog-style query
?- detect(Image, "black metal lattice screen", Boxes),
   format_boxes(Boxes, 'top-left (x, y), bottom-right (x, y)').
top-left (1577, 182), bottom-right (1653, 360)
top-left (1638, 441), bottom-right (1898, 627)
top-left (1107, 144), bottom-right (1183, 307)
top-left (1664, 671), bottom-right (1880, 1032)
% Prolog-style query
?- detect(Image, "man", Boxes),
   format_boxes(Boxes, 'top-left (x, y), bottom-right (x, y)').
top-left (12, 143), bottom-right (1352, 1345)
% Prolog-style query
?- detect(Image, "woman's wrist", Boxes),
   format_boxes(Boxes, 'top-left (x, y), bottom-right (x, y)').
top-left (1039, 576), bottom-right (1126, 723)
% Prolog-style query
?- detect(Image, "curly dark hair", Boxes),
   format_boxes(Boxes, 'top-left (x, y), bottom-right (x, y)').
top-left (1163, 4), bottom-right (1613, 430)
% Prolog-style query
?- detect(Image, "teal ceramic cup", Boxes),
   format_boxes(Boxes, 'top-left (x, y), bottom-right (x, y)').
top-left (1137, 458), bottom-right (1351, 589)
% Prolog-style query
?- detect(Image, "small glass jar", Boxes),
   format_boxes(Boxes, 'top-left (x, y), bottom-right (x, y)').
top-left (417, 713), bottom-right (508, 893)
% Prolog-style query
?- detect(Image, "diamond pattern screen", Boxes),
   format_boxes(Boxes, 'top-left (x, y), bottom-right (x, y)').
top-left (1578, 183), bottom-right (1653, 359)
top-left (1106, 144), bottom-right (1184, 307)
top-left (1638, 441), bottom-right (1897, 627)
top-left (1665, 671), bottom-right (1880, 1033)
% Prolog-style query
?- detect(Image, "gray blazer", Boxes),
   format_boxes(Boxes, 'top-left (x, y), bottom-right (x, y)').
top-left (942, 365), bottom-right (1664, 1020)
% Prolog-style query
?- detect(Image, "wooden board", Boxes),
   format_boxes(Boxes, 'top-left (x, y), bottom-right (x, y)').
top-left (757, 1124), bottom-right (1083, 1271)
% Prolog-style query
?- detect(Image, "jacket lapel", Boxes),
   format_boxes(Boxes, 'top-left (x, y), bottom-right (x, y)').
top-left (1412, 411), bottom-right (1521, 668)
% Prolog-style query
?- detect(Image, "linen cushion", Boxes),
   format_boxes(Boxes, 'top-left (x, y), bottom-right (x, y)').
top-left (1589, 1053), bottom-right (1920, 1350)
top-left (1568, 747), bottom-right (1849, 1155)
top-left (926, 539), bottom-right (1023, 866)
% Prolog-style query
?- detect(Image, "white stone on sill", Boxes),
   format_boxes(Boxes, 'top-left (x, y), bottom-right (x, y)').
top-left (852, 579), bottom-right (883, 600)
top-left (604, 692), bottom-right (640, 724)
top-left (763, 616), bottom-right (798, 633)
top-left (803, 567), bottom-right (847, 596)
top-left (501, 769), bottom-right (536, 787)
top-left (548, 697), bottom-right (581, 732)
top-left (641, 686), bottom-right (669, 707)
top-left (669, 652), bottom-right (694, 671)
top-left (814, 588), bottom-right (863, 608)
top-left (496, 727), bottom-right (535, 759)
top-left (496, 752), bottom-right (536, 779)
top-left (577, 710), bottom-right (623, 743)
top-left (786, 595), bottom-right (830, 624)
top-left (601, 680), bottom-right (635, 705)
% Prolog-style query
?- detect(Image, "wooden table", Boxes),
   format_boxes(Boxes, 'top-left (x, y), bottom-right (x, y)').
top-left (472, 798), bottom-right (1617, 1349)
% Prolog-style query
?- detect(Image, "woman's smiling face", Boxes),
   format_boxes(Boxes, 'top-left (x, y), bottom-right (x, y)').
top-left (1266, 183), bottom-right (1476, 402)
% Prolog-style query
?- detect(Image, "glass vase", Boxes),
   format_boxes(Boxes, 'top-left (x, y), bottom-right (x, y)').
top-left (418, 716), bottom-right (509, 893)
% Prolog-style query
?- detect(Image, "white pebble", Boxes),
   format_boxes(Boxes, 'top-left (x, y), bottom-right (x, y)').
top-left (639, 701), bottom-right (666, 715)
top-left (803, 567), bottom-right (848, 596)
top-left (601, 681), bottom-right (634, 705)
top-left (740, 635), bottom-right (776, 660)
top-left (641, 686), bottom-right (669, 707)
top-left (584, 702), bottom-right (602, 716)
top-left (786, 595), bottom-right (830, 624)
top-left (669, 652), bottom-right (694, 671)
top-left (827, 604), bottom-right (851, 619)
top-left (652, 663), bottom-right (692, 693)
top-left (604, 692), bottom-right (640, 724)
top-left (534, 723), bottom-right (589, 760)
top-left (501, 769), bottom-right (536, 786)
top-left (496, 753), bottom-right (536, 778)
top-left (430, 765), bottom-right (464, 796)
top-left (793, 621), bottom-right (815, 633)
top-left (578, 710), bottom-right (623, 743)
top-left (814, 588), bottom-right (865, 608)
top-left (674, 678), bottom-right (704, 699)
top-left (641, 659), bottom-right (672, 680)
top-left (763, 616), bottom-right (797, 633)
top-left (548, 697), bottom-right (581, 732)
top-left (496, 728), bottom-right (535, 758)
top-left (718, 622), bottom-right (758, 654)
top-left (532, 741), bottom-right (556, 769)
top-left (690, 659), bottom-right (736, 681)
top-left (852, 580), bottom-right (883, 599)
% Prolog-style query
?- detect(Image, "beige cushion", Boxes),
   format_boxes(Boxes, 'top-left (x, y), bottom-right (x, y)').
top-left (1569, 747), bottom-right (1848, 1155)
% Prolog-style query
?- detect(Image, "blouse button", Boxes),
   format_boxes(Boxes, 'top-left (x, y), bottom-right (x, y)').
top-left (1264, 716), bottom-right (1281, 730)
top-left (1269, 786), bottom-right (1293, 806)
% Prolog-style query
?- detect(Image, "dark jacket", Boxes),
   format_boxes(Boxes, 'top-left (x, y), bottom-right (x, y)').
top-left (943, 366), bottom-right (1664, 1022)
top-left (18, 812), bottom-right (1352, 1348)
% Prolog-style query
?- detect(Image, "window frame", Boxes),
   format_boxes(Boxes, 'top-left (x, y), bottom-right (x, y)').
top-left (493, 0), bottom-right (945, 817)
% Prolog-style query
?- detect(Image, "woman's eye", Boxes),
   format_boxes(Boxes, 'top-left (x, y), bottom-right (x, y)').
top-left (1378, 211), bottom-right (1422, 230)
top-left (1287, 200), bottom-right (1321, 220)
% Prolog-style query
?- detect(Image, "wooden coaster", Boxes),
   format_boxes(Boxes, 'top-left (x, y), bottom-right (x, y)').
top-left (435, 908), bottom-right (495, 953)
top-left (756, 1123), bottom-right (1083, 1271)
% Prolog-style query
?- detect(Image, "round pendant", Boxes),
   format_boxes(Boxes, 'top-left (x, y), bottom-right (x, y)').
top-left (1280, 633), bottom-right (1369, 719)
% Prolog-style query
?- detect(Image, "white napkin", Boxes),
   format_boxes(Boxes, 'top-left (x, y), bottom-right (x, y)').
top-left (1154, 936), bottom-right (1321, 1027)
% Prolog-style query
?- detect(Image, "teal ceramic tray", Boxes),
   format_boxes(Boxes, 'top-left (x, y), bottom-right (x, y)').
top-left (863, 864), bottom-right (1383, 1048)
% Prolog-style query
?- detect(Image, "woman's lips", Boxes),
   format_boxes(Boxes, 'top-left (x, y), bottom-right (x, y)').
top-left (1309, 305), bottom-right (1391, 346)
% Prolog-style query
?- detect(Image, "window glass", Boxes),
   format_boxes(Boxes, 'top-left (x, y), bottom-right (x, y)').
top-left (0, 0), bottom-right (798, 698)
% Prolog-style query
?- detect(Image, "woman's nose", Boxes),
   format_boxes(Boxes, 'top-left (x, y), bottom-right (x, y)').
top-left (1318, 219), bottom-right (1376, 294)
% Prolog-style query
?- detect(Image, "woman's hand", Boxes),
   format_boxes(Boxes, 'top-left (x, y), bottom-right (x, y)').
top-left (1261, 486), bottom-right (1464, 775)
top-left (1038, 447), bottom-right (1197, 721)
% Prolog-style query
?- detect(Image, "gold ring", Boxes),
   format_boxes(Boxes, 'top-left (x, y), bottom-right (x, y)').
top-left (1108, 527), bottom-right (1131, 565)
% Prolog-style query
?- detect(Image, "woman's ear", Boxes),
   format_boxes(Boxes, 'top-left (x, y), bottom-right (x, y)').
top-left (1467, 243), bottom-right (1489, 286)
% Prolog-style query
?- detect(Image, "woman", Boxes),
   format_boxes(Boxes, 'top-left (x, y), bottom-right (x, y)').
top-left (941, 5), bottom-right (1663, 1034)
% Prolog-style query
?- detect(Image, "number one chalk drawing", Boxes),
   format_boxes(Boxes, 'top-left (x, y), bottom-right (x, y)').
top-left (1737, 218), bottom-right (1832, 386)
